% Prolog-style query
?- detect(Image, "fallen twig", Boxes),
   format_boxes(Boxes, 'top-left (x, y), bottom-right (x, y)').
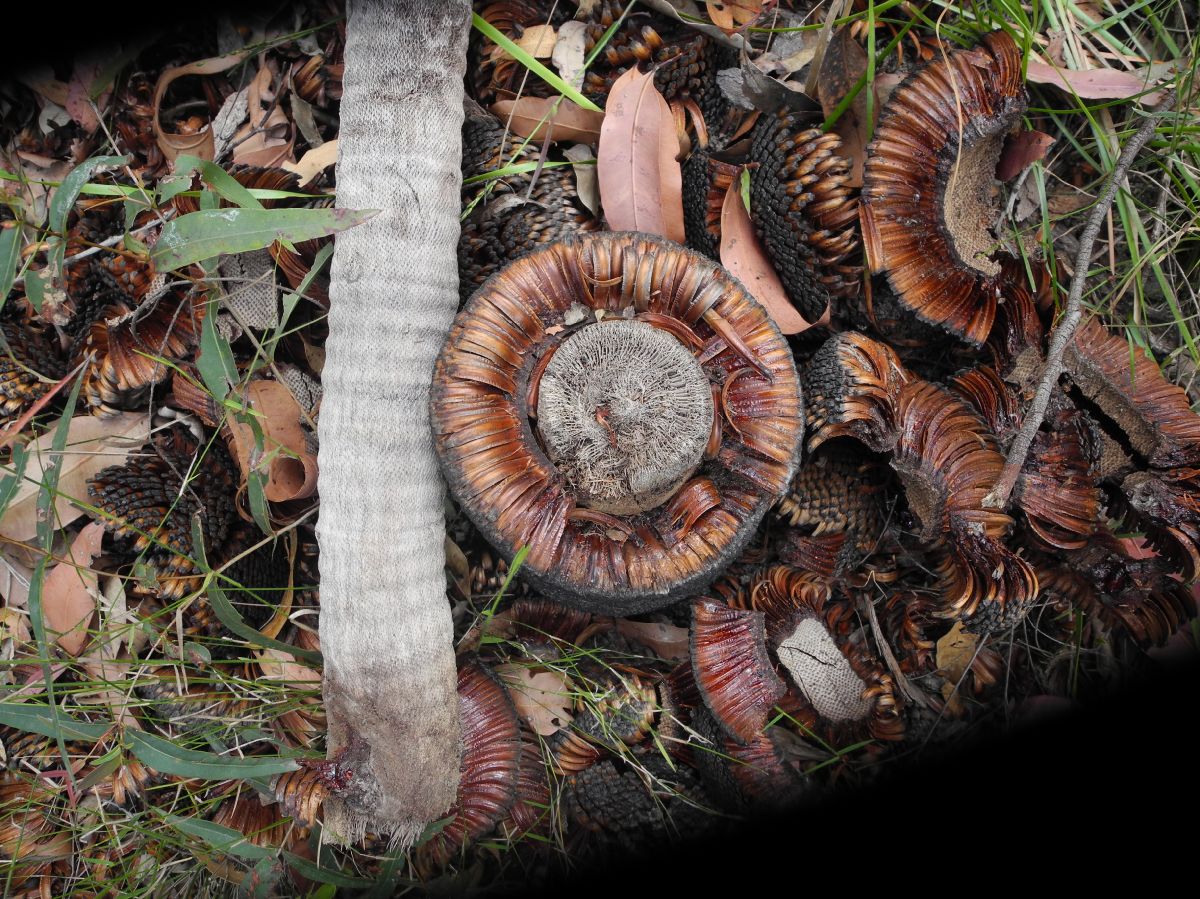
top-left (983, 88), bottom-right (1178, 511)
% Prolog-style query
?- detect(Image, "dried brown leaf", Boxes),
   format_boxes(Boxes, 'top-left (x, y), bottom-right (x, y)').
top-left (552, 20), bottom-right (589, 90)
top-left (935, 621), bottom-right (976, 716)
top-left (564, 143), bottom-right (601, 216)
top-left (257, 647), bottom-right (322, 684)
top-left (719, 173), bottom-right (815, 335)
top-left (996, 129), bottom-right (1055, 181)
top-left (492, 97), bottom-right (604, 145)
top-left (227, 380), bottom-right (318, 502)
top-left (1025, 60), bottom-right (1173, 103)
top-left (153, 51), bottom-right (251, 162)
top-left (511, 24), bottom-right (558, 59)
top-left (495, 663), bottom-right (573, 736)
top-left (231, 65), bottom-right (295, 168)
top-left (0, 412), bottom-right (152, 542)
top-left (597, 67), bottom-right (686, 242)
top-left (41, 521), bottom-right (105, 655)
top-left (615, 618), bottom-right (689, 661)
top-left (283, 139), bottom-right (338, 186)
top-left (817, 27), bottom-right (868, 187)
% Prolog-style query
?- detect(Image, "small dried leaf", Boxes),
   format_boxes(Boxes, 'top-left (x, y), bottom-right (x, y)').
top-left (935, 621), bottom-right (976, 714)
top-left (282, 139), bottom-right (338, 186)
top-left (227, 380), bottom-right (318, 502)
top-left (564, 143), bottom-right (601, 216)
top-left (231, 65), bottom-right (295, 169)
top-left (719, 174), bottom-right (815, 335)
top-left (597, 67), bottom-right (685, 242)
top-left (996, 129), bottom-right (1054, 181)
top-left (41, 521), bottom-right (106, 655)
top-left (495, 663), bottom-right (573, 736)
top-left (615, 619), bottom-right (689, 661)
top-left (552, 20), bottom-right (589, 90)
top-left (1025, 60), bottom-right (1173, 103)
top-left (492, 97), bottom-right (604, 145)
top-left (257, 647), bottom-right (322, 684)
top-left (153, 51), bottom-right (251, 162)
top-left (0, 413), bottom-right (152, 542)
top-left (511, 24), bottom-right (557, 59)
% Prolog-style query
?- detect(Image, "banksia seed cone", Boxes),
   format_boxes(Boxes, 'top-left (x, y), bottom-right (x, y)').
top-left (860, 31), bottom-right (1027, 345)
top-left (87, 423), bottom-right (239, 599)
top-left (750, 109), bottom-right (862, 316)
top-left (804, 331), bottom-right (909, 453)
top-left (432, 232), bottom-right (804, 614)
top-left (891, 379), bottom-right (1039, 631)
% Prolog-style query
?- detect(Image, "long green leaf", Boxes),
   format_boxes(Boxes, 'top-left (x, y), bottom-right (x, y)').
top-left (151, 207), bottom-right (377, 271)
top-left (198, 300), bottom-right (238, 403)
top-left (48, 155), bottom-right (130, 236)
top-left (0, 224), bottom-right (20, 311)
top-left (164, 814), bottom-right (279, 860)
top-left (171, 155), bottom-right (264, 210)
top-left (282, 852), bottom-right (376, 888)
top-left (207, 576), bottom-right (322, 665)
top-left (126, 730), bottom-right (302, 779)
top-left (472, 13), bottom-right (603, 112)
top-left (0, 703), bottom-right (111, 742)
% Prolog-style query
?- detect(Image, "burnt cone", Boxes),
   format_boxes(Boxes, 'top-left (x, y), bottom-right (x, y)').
top-left (1065, 316), bottom-right (1200, 470)
top-left (860, 31), bottom-right (1027, 346)
top-left (690, 598), bottom-right (787, 744)
top-left (951, 365), bottom-right (1099, 551)
top-left (86, 423), bottom-right (239, 599)
top-left (891, 379), bottom-right (1038, 631)
top-left (418, 660), bottom-right (523, 868)
top-left (431, 232), bottom-right (804, 615)
top-left (749, 108), bottom-right (862, 318)
top-left (458, 113), bottom-right (601, 301)
top-left (775, 454), bottom-right (893, 578)
top-left (0, 314), bottom-right (68, 426)
top-left (742, 566), bottom-right (904, 743)
top-left (803, 331), bottom-right (908, 454)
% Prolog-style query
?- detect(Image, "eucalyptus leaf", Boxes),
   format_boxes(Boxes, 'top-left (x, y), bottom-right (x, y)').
top-left (126, 730), bottom-right (302, 779)
top-left (0, 702), bottom-right (111, 741)
top-left (151, 207), bottom-right (377, 272)
top-left (163, 814), bottom-right (278, 860)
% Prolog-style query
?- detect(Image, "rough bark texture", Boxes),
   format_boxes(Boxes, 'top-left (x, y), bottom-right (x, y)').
top-left (317, 0), bottom-right (469, 846)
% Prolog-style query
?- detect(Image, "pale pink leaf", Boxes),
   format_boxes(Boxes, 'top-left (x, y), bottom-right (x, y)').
top-left (41, 521), bottom-right (106, 655)
top-left (719, 173), bottom-right (816, 335)
top-left (597, 67), bottom-right (686, 242)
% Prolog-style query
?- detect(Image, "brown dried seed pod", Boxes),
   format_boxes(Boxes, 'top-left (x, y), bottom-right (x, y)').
top-left (749, 110), bottom-right (862, 317)
top-left (1065, 316), bottom-right (1200, 470)
top-left (690, 598), bottom-right (787, 744)
top-left (273, 766), bottom-right (333, 829)
top-left (891, 379), bottom-right (1038, 631)
top-left (803, 331), bottom-right (909, 453)
top-left (881, 590), bottom-right (941, 675)
top-left (682, 150), bottom-right (741, 260)
top-left (432, 232), bottom-right (804, 614)
top-left (951, 365), bottom-right (1098, 550)
top-left (507, 596), bottom-right (593, 645)
top-left (419, 660), bottom-right (523, 867)
top-left (740, 565), bottom-right (904, 742)
top-left (87, 423), bottom-right (239, 599)
top-left (497, 726), bottom-right (552, 840)
top-left (78, 291), bottom-right (204, 415)
top-left (775, 454), bottom-right (892, 577)
top-left (211, 787), bottom-right (287, 848)
top-left (860, 31), bottom-right (1027, 345)
top-left (0, 780), bottom-right (72, 884)
top-left (459, 113), bottom-right (601, 300)
top-left (688, 704), bottom-right (807, 813)
top-left (1116, 469), bottom-right (1200, 582)
top-left (0, 315), bottom-right (69, 427)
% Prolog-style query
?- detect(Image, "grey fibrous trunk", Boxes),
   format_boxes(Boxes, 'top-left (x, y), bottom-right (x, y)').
top-left (317, 0), bottom-right (469, 845)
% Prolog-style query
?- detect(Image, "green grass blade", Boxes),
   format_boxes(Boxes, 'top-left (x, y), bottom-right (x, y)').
top-left (126, 730), bottom-right (302, 779)
top-left (472, 13), bottom-right (603, 112)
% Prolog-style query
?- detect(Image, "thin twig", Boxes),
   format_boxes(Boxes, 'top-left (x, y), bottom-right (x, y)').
top-left (983, 88), bottom-right (1177, 511)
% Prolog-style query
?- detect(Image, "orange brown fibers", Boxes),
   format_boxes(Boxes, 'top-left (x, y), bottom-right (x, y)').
top-left (430, 232), bottom-right (804, 614)
top-left (891, 380), bottom-right (1038, 631)
top-left (860, 31), bottom-right (1026, 346)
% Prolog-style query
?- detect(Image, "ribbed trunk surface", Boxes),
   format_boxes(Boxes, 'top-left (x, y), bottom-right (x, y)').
top-left (316, 0), bottom-right (469, 845)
